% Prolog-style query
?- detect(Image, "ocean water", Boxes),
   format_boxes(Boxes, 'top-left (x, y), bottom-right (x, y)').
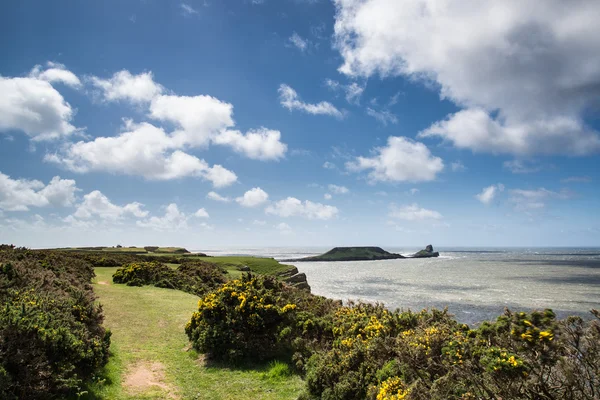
top-left (196, 247), bottom-right (600, 325)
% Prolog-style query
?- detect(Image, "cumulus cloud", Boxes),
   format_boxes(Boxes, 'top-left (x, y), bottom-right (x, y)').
top-left (324, 193), bottom-right (332, 200)
top-left (194, 208), bottom-right (209, 218)
top-left (278, 84), bottom-right (344, 118)
top-left (323, 161), bottom-right (336, 170)
top-left (253, 219), bottom-right (267, 226)
top-left (476, 184), bottom-right (505, 205)
top-left (29, 62), bottom-right (81, 88)
top-left (389, 203), bottom-right (442, 221)
top-left (236, 187), bottom-right (269, 207)
top-left (90, 70), bottom-right (164, 104)
top-left (149, 94), bottom-right (234, 147)
top-left (0, 172), bottom-right (79, 211)
top-left (333, 0), bottom-right (600, 155)
top-left (328, 184), bottom-right (349, 194)
top-left (266, 197), bottom-right (339, 220)
top-left (45, 121), bottom-right (238, 186)
top-left (213, 128), bottom-right (287, 160)
top-left (73, 190), bottom-right (148, 220)
top-left (206, 191), bottom-right (231, 202)
top-left (136, 203), bottom-right (188, 230)
top-left (0, 75), bottom-right (77, 140)
top-left (366, 108), bottom-right (398, 126)
top-left (346, 136), bottom-right (444, 183)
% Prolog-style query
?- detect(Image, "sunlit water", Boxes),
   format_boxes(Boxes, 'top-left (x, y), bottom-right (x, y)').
top-left (197, 247), bottom-right (600, 325)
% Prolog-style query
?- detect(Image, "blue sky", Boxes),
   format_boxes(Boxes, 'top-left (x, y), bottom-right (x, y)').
top-left (0, 0), bottom-right (599, 249)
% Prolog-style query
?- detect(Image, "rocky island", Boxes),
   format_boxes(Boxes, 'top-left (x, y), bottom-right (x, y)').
top-left (283, 246), bottom-right (405, 262)
top-left (283, 245), bottom-right (440, 262)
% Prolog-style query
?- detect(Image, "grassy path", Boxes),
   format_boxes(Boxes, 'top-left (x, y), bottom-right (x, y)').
top-left (88, 268), bottom-right (304, 399)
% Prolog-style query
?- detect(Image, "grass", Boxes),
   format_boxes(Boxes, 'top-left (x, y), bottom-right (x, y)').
top-left (192, 256), bottom-right (294, 276)
top-left (87, 268), bottom-right (304, 399)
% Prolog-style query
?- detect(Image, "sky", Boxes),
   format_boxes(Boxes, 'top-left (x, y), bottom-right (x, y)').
top-left (0, 0), bottom-right (599, 249)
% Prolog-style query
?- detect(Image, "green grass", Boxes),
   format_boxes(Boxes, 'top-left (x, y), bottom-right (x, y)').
top-left (192, 256), bottom-right (294, 276)
top-left (87, 268), bottom-right (304, 399)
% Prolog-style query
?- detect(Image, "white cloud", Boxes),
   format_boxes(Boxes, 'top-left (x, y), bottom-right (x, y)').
top-left (236, 187), bottom-right (269, 208)
top-left (278, 84), bottom-right (344, 118)
top-left (366, 108), bottom-right (398, 125)
top-left (476, 184), bottom-right (505, 205)
top-left (323, 161), bottom-right (336, 169)
top-left (289, 32), bottom-right (309, 52)
top-left (389, 203), bottom-right (442, 221)
top-left (46, 121), bottom-right (237, 186)
top-left (324, 193), bottom-right (332, 200)
top-left (346, 136), bottom-right (444, 183)
top-left (194, 208), bottom-right (209, 218)
top-left (328, 184), bottom-right (349, 194)
top-left (73, 190), bottom-right (148, 220)
top-left (149, 94), bottom-right (234, 147)
top-left (509, 188), bottom-right (571, 210)
top-left (29, 62), bottom-right (81, 88)
top-left (325, 79), bottom-right (365, 104)
top-left (253, 219), bottom-right (267, 226)
top-left (409, 188), bottom-right (419, 195)
top-left (503, 159), bottom-right (542, 174)
top-left (180, 3), bottom-right (198, 16)
top-left (266, 197), bottom-right (339, 220)
top-left (0, 76), bottom-right (77, 140)
top-left (90, 70), bottom-right (164, 104)
top-left (213, 128), bottom-right (287, 160)
top-left (206, 191), bottom-right (231, 202)
top-left (275, 222), bottom-right (293, 234)
top-left (136, 203), bottom-right (188, 230)
top-left (333, 0), bottom-right (600, 155)
top-left (451, 161), bottom-right (466, 172)
top-left (0, 172), bottom-right (79, 211)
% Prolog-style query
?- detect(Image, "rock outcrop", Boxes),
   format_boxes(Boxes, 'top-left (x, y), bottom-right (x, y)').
top-left (278, 267), bottom-right (311, 292)
top-left (410, 245), bottom-right (440, 258)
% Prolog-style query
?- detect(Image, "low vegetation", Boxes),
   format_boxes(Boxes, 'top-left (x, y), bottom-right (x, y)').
top-left (186, 280), bottom-right (600, 400)
top-left (0, 248), bottom-right (111, 399)
top-left (112, 261), bottom-right (227, 296)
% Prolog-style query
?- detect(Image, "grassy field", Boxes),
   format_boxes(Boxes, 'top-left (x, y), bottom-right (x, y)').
top-left (87, 267), bottom-right (304, 399)
top-left (55, 246), bottom-right (190, 254)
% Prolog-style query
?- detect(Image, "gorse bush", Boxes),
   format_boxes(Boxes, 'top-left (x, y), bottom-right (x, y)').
top-left (184, 274), bottom-right (600, 400)
top-left (0, 248), bottom-right (111, 399)
top-left (112, 261), bottom-right (227, 296)
top-left (185, 274), bottom-right (298, 361)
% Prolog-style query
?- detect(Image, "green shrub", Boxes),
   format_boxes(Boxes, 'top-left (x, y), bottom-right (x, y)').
top-left (185, 274), bottom-right (298, 362)
top-left (112, 261), bottom-right (227, 297)
top-left (0, 248), bottom-right (110, 399)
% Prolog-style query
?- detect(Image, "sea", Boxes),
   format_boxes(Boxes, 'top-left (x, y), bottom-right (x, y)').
top-left (194, 247), bottom-right (600, 325)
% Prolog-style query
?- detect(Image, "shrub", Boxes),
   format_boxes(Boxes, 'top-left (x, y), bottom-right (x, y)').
top-left (185, 274), bottom-right (299, 361)
top-left (112, 261), bottom-right (227, 296)
top-left (302, 303), bottom-right (600, 400)
top-left (0, 248), bottom-right (111, 399)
